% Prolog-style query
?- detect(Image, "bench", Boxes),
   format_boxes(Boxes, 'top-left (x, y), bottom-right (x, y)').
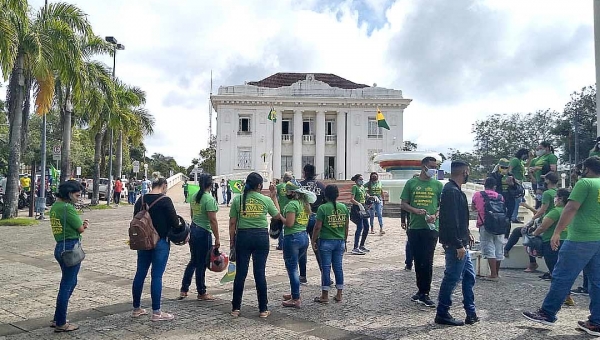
top-left (74, 200), bottom-right (92, 212)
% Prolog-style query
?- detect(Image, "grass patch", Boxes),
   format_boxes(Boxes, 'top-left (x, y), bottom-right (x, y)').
top-left (89, 204), bottom-right (113, 210)
top-left (0, 218), bottom-right (39, 226)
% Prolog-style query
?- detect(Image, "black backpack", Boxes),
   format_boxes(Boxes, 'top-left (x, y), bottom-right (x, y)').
top-left (479, 191), bottom-right (509, 235)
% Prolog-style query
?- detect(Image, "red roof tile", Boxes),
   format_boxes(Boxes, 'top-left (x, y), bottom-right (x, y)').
top-left (247, 73), bottom-right (369, 90)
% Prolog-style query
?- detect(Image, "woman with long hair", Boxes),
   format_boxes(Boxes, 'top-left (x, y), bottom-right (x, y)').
top-left (366, 172), bottom-right (384, 235)
top-left (132, 177), bottom-right (179, 321)
top-left (312, 184), bottom-right (349, 303)
top-left (50, 180), bottom-right (89, 332)
top-left (281, 179), bottom-right (316, 308)
top-left (229, 172), bottom-right (282, 318)
top-left (350, 174), bottom-right (369, 255)
top-left (179, 174), bottom-right (221, 300)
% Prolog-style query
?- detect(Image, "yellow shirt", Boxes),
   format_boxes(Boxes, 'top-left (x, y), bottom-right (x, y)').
top-left (20, 177), bottom-right (30, 190)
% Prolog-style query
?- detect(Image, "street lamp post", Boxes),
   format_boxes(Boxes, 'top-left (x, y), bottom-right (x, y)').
top-left (105, 36), bottom-right (125, 206)
top-left (194, 164), bottom-right (198, 184)
top-left (144, 163), bottom-right (148, 178)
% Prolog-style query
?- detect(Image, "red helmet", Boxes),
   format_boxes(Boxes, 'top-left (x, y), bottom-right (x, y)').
top-left (207, 246), bottom-right (229, 272)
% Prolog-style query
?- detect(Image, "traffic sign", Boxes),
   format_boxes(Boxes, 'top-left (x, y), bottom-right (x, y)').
top-left (132, 160), bottom-right (140, 173)
top-left (76, 167), bottom-right (81, 176)
top-left (52, 145), bottom-right (61, 160)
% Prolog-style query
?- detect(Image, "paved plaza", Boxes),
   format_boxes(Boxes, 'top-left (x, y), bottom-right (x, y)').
top-left (0, 185), bottom-right (594, 339)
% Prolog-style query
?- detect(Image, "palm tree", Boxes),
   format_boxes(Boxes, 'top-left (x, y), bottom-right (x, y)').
top-left (0, 1), bottom-right (92, 218)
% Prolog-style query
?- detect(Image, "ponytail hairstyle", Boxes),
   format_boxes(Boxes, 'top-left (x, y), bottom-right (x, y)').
top-left (151, 177), bottom-right (167, 188)
top-left (324, 184), bottom-right (340, 215)
top-left (242, 172), bottom-right (263, 215)
top-left (195, 174), bottom-right (213, 204)
top-left (57, 180), bottom-right (83, 203)
top-left (351, 174), bottom-right (362, 182)
top-left (292, 191), bottom-right (311, 217)
top-left (540, 141), bottom-right (554, 154)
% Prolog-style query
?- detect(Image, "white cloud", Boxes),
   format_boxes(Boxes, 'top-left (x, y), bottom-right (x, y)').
top-left (3, 0), bottom-right (595, 167)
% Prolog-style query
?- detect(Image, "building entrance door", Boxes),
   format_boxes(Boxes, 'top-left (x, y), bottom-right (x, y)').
top-left (325, 156), bottom-right (335, 179)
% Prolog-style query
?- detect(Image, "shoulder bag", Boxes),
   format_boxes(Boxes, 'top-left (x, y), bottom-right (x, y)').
top-left (61, 203), bottom-right (85, 267)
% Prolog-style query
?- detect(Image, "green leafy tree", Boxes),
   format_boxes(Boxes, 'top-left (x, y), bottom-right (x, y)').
top-left (198, 136), bottom-right (216, 175)
top-left (401, 140), bottom-right (418, 151)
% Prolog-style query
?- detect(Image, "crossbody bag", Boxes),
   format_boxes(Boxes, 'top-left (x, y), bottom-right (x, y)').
top-left (60, 203), bottom-right (85, 267)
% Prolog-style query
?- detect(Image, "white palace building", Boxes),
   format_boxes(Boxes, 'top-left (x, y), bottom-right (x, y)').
top-left (211, 73), bottom-right (412, 180)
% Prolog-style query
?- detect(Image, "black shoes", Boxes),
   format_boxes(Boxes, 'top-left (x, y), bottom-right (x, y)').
top-left (465, 314), bottom-right (480, 325)
top-left (435, 314), bottom-right (464, 326)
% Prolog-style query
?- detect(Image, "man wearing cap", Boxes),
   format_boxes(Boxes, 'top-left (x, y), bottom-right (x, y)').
top-left (489, 159), bottom-right (517, 240)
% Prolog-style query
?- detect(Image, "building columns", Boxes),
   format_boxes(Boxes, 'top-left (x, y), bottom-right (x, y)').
top-left (336, 111), bottom-right (346, 180)
top-left (315, 110), bottom-right (325, 179)
top-left (293, 110), bottom-right (303, 178)
top-left (273, 112), bottom-right (282, 179)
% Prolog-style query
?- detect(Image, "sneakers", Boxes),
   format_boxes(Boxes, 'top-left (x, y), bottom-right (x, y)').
top-left (578, 320), bottom-right (600, 336)
top-left (151, 311), bottom-right (174, 322)
top-left (522, 309), bottom-right (555, 326)
top-left (465, 314), bottom-right (480, 325)
top-left (404, 265), bottom-right (412, 271)
top-left (571, 287), bottom-right (589, 296)
top-left (419, 294), bottom-right (436, 308)
top-left (351, 248), bottom-right (366, 255)
top-left (359, 246), bottom-right (370, 253)
top-left (564, 296), bottom-right (575, 307)
top-left (410, 293), bottom-right (421, 302)
top-left (299, 276), bottom-right (308, 284)
top-left (539, 272), bottom-right (552, 281)
top-left (434, 313), bottom-right (464, 326)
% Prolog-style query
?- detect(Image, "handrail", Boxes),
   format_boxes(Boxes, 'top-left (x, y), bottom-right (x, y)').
top-left (166, 173), bottom-right (185, 190)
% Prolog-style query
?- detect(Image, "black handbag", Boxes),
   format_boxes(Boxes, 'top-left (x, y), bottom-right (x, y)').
top-left (60, 204), bottom-right (85, 267)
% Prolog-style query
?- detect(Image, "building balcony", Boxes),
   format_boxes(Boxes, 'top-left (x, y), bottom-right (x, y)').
top-left (302, 134), bottom-right (315, 144)
top-left (282, 134), bottom-right (292, 143)
top-left (325, 135), bottom-right (336, 144)
top-left (237, 131), bottom-right (252, 136)
top-left (368, 134), bottom-right (383, 139)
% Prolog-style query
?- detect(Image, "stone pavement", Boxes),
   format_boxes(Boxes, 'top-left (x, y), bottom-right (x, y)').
top-left (0, 184), bottom-right (594, 339)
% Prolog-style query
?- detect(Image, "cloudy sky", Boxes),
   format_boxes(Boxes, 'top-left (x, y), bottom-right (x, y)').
top-left (19, 0), bottom-right (596, 166)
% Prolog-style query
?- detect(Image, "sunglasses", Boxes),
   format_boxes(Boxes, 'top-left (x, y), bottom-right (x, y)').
top-left (500, 166), bottom-right (509, 169)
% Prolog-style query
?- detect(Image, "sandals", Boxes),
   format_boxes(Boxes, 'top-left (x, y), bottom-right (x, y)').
top-left (231, 310), bottom-right (241, 317)
top-left (282, 294), bottom-right (292, 301)
top-left (259, 310), bottom-right (271, 318)
top-left (333, 296), bottom-right (343, 303)
top-left (54, 323), bottom-right (79, 333)
top-left (151, 311), bottom-right (174, 322)
top-left (177, 292), bottom-right (188, 300)
top-left (50, 319), bottom-right (69, 328)
top-left (197, 293), bottom-right (216, 301)
top-left (282, 299), bottom-right (301, 308)
top-left (313, 296), bottom-right (329, 304)
top-left (524, 263), bottom-right (539, 273)
top-left (132, 308), bottom-right (148, 318)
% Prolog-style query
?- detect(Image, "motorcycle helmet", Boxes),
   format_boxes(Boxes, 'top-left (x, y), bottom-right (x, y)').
top-left (207, 246), bottom-right (229, 272)
top-left (523, 234), bottom-right (544, 258)
top-left (168, 215), bottom-right (190, 245)
top-left (269, 218), bottom-right (283, 239)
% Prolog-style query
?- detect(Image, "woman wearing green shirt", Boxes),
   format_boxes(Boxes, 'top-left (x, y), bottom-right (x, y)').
top-left (312, 184), bottom-right (349, 303)
top-left (179, 174), bottom-right (220, 301)
top-left (50, 180), bottom-right (89, 332)
top-left (350, 174), bottom-right (369, 255)
top-left (229, 172), bottom-right (282, 318)
top-left (532, 188), bottom-right (574, 305)
top-left (281, 179), bottom-right (317, 308)
top-left (366, 172), bottom-right (384, 235)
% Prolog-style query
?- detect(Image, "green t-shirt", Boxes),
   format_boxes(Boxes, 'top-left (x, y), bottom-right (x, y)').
top-left (400, 177), bottom-right (443, 230)
top-left (366, 181), bottom-right (383, 198)
top-left (230, 191), bottom-right (279, 229)
top-left (182, 183), bottom-right (189, 192)
top-left (50, 201), bottom-right (82, 242)
top-left (541, 188), bottom-right (557, 214)
top-left (567, 178), bottom-right (600, 241)
top-left (534, 153), bottom-right (558, 183)
top-left (589, 150), bottom-right (600, 158)
top-left (352, 185), bottom-right (366, 204)
top-left (316, 202), bottom-right (349, 240)
top-left (276, 183), bottom-right (290, 211)
top-left (509, 157), bottom-right (525, 181)
top-left (190, 191), bottom-right (219, 232)
top-left (542, 207), bottom-right (568, 242)
top-left (282, 200), bottom-right (309, 236)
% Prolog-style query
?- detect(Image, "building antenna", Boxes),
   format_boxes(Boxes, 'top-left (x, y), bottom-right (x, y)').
top-left (208, 70), bottom-right (213, 142)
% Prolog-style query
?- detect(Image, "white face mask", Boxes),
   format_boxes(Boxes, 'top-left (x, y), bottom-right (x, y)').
top-left (424, 167), bottom-right (437, 178)
top-left (536, 149), bottom-right (546, 157)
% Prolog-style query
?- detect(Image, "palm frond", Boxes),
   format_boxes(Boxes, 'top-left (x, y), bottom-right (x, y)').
top-left (34, 69), bottom-right (54, 115)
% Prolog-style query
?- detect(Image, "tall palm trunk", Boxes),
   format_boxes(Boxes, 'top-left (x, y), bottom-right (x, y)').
top-left (20, 73), bottom-right (32, 158)
top-left (100, 129), bottom-right (107, 177)
top-left (116, 130), bottom-right (123, 180)
top-left (3, 53), bottom-right (25, 219)
top-left (60, 87), bottom-right (72, 183)
top-left (91, 130), bottom-right (103, 205)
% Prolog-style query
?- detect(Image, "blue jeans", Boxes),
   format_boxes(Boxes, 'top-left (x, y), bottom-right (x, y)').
top-left (53, 239), bottom-right (82, 326)
top-left (128, 191), bottom-right (136, 205)
top-left (132, 238), bottom-right (170, 312)
top-left (181, 224), bottom-right (212, 294)
top-left (542, 240), bottom-right (563, 275)
top-left (369, 201), bottom-right (383, 230)
top-left (318, 239), bottom-right (345, 290)
top-left (232, 228), bottom-right (270, 312)
top-left (436, 246), bottom-right (476, 317)
top-left (353, 216), bottom-right (369, 249)
top-left (541, 240), bottom-right (600, 324)
top-left (283, 231), bottom-right (309, 299)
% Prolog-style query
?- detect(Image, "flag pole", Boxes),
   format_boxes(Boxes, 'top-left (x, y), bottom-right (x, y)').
top-left (271, 104), bottom-right (275, 183)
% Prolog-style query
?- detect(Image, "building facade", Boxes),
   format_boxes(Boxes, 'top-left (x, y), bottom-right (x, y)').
top-left (211, 73), bottom-right (412, 180)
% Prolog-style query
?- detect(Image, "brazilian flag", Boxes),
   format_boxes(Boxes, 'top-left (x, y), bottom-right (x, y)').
top-left (220, 262), bottom-right (236, 284)
top-left (229, 180), bottom-right (244, 194)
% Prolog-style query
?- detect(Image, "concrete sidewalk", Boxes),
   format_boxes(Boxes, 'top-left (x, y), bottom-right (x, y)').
top-left (0, 186), bottom-right (593, 339)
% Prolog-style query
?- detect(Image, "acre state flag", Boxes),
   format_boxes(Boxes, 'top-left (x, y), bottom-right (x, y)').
top-left (376, 108), bottom-right (390, 130)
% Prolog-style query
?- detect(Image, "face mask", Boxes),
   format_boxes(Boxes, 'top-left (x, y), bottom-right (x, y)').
top-left (357, 180), bottom-right (364, 186)
top-left (464, 173), bottom-right (469, 183)
top-left (535, 149), bottom-right (545, 157)
top-left (424, 167), bottom-right (437, 178)
top-left (286, 193), bottom-right (294, 199)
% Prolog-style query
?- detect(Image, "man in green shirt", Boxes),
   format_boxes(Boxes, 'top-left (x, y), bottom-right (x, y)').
top-left (182, 179), bottom-right (189, 202)
top-left (400, 156), bottom-right (443, 308)
top-left (523, 156), bottom-right (600, 336)
top-left (509, 149), bottom-right (531, 223)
